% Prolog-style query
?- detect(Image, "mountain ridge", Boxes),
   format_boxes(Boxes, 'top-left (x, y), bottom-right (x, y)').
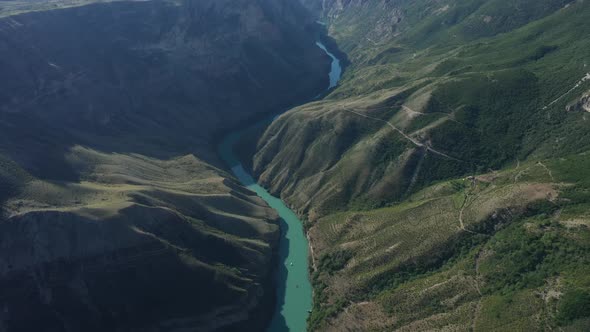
top-left (250, 0), bottom-right (590, 330)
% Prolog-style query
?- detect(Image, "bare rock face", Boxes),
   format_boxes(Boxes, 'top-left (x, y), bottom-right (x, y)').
top-left (567, 90), bottom-right (590, 112)
top-left (584, 95), bottom-right (590, 112)
top-left (301, 0), bottom-right (404, 41)
top-left (578, 92), bottom-right (590, 112)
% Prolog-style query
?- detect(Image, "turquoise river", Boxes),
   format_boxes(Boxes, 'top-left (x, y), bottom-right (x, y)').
top-left (218, 41), bottom-right (342, 332)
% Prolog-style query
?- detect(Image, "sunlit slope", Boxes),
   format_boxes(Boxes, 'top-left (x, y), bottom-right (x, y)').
top-left (307, 155), bottom-right (590, 331)
top-left (254, 1), bottom-right (590, 217)
top-left (251, 0), bottom-right (590, 330)
top-left (0, 146), bottom-right (280, 331)
top-left (309, 0), bottom-right (575, 61)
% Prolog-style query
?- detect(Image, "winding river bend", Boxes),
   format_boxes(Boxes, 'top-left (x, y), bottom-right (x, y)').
top-left (218, 41), bottom-right (342, 332)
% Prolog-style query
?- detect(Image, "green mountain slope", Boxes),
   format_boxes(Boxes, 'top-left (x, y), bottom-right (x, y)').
top-left (251, 0), bottom-right (590, 330)
top-left (254, 0), bottom-right (590, 216)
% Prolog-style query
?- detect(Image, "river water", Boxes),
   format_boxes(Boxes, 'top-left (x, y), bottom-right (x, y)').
top-left (218, 40), bottom-right (342, 332)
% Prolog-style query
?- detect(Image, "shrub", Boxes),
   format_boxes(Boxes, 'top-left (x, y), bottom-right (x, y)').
top-left (557, 290), bottom-right (590, 325)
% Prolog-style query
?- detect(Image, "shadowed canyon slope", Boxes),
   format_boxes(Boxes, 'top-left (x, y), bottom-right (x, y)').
top-left (0, 0), bottom-right (330, 331)
top-left (0, 0), bottom-right (328, 167)
top-left (251, 0), bottom-right (590, 330)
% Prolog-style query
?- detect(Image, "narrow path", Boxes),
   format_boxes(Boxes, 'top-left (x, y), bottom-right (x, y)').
top-left (404, 150), bottom-right (426, 196)
top-left (457, 180), bottom-right (487, 235)
top-left (513, 166), bottom-right (530, 183)
top-left (458, 197), bottom-right (469, 231)
top-left (537, 161), bottom-right (555, 182)
top-left (474, 250), bottom-right (483, 296)
top-left (366, 37), bottom-right (379, 46)
top-left (458, 191), bottom-right (479, 235)
top-left (471, 248), bottom-right (485, 332)
top-left (543, 72), bottom-right (590, 110)
top-left (307, 233), bottom-right (317, 271)
top-left (344, 108), bottom-right (462, 161)
top-left (401, 105), bottom-right (426, 116)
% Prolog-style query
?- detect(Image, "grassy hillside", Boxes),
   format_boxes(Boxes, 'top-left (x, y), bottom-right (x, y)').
top-left (307, 155), bottom-right (590, 330)
top-left (254, 0), bottom-right (590, 216)
top-left (314, 0), bottom-right (575, 61)
top-left (250, 0), bottom-right (590, 330)
top-left (0, 145), bottom-right (283, 331)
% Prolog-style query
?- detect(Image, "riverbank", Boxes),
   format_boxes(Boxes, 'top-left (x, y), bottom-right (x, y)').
top-left (218, 41), bottom-right (342, 331)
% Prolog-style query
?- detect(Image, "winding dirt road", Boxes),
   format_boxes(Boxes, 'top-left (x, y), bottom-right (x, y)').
top-left (344, 108), bottom-right (462, 161)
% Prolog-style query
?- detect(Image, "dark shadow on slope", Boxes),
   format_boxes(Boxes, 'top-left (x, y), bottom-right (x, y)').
top-left (0, 0), bottom-right (330, 175)
top-left (0, 1), bottom-right (336, 331)
top-left (266, 217), bottom-right (290, 332)
top-left (0, 113), bottom-right (80, 182)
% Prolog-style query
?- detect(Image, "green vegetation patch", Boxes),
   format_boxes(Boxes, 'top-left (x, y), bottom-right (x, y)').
top-left (317, 250), bottom-right (353, 275)
top-left (557, 290), bottom-right (590, 325)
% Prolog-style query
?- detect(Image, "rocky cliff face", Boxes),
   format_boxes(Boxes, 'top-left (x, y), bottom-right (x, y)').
top-left (301, 0), bottom-right (573, 59)
top-left (300, 0), bottom-right (404, 53)
top-left (0, 0), bottom-right (327, 330)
